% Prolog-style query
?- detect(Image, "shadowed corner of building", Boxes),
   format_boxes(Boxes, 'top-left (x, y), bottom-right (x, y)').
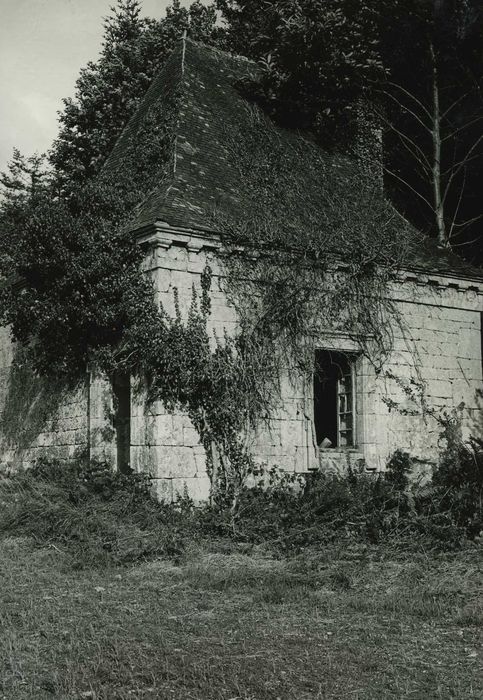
top-left (0, 345), bottom-right (82, 469)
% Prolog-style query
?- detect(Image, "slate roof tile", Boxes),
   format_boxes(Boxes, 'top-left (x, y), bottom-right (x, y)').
top-left (104, 38), bottom-right (482, 280)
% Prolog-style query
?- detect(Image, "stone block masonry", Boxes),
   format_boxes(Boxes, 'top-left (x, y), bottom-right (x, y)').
top-left (0, 337), bottom-right (116, 473)
top-left (0, 328), bottom-right (89, 471)
top-left (0, 226), bottom-right (481, 504)
top-left (132, 230), bottom-right (483, 495)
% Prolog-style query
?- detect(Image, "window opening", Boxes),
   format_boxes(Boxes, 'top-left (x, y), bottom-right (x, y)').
top-left (314, 350), bottom-right (355, 448)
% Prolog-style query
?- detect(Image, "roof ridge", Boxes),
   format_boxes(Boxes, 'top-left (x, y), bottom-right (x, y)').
top-left (184, 36), bottom-right (258, 68)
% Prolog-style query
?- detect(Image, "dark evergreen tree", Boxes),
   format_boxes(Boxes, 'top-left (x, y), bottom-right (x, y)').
top-left (0, 150), bottom-right (50, 271)
top-left (49, 0), bottom-right (219, 192)
top-left (217, 0), bottom-right (384, 148)
top-left (0, 149), bottom-right (49, 203)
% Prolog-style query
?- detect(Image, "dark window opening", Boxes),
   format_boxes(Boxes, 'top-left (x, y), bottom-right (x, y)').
top-left (314, 350), bottom-right (355, 448)
top-left (112, 372), bottom-right (131, 474)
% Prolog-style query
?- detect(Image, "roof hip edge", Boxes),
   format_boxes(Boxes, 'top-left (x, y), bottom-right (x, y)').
top-left (183, 36), bottom-right (258, 68)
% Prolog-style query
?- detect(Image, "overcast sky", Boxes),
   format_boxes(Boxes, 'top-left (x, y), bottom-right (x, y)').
top-left (0, 0), bottom-right (196, 175)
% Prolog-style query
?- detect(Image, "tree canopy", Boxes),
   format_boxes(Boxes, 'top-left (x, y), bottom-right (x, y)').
top-left (216, 0), bottom-right (482, 260)
top-left (217, 0), bottom-right (384, 148)
top-left (3, 0), bottom-right (481, 257)
top-left (50, 0), bottom-right (220, 192)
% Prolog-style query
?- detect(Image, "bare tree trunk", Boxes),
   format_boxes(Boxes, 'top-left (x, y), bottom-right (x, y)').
top-left (430, 41), bottom-right (447, 247)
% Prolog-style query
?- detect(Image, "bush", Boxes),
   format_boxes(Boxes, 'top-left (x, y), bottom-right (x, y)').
top-left (202, 438), bottom-right (480, 551)
top-left (1, 425), bottom-right (481, 567)
top-left (432, 417), bottom-right (483, 538)
top-left (0, 457), bottom-right (198, 567)
top-left (385, 449), bottom-right (412, 492)
top-left (200, 462), bottom-right (429, 552)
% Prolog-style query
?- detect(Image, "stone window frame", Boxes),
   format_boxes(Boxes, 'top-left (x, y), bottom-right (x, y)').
top-left (312, 344), bottom-right (361, 453)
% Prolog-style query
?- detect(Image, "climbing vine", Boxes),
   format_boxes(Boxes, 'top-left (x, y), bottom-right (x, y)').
top-left (209, 105), bottom-right (422, 440)
top-left (135, 104), bottom-right (423, 503)
top-left (0, 88), bottom-right (422, 505)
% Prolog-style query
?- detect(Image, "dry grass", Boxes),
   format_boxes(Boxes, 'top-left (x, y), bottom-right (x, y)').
top-left (1, 537), bottom-right (482, 699)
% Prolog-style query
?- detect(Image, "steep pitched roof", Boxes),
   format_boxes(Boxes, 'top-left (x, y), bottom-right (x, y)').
top-left (104, 38), bottom-right (482, 280)
top-left (105, 38), bottom-right (260, 233)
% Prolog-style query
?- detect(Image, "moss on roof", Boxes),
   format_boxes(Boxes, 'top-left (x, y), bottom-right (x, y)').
top-left (104, 39), bottom-right (261, 232)
top-left (104, 38), bottom-right (482, 280)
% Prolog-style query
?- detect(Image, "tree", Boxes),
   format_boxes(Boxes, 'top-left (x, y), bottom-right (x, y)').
top-left (217, 0), bottom-right (482, 259)
top-left (0, 0), bottom-right (223, 376)
top-left (50, 0), bottom-right (219, 192)
top-left (0, 150), bottom-right (50, 271)
top-left (0, 149), bottom-right (49, 202)
top-left (0, 177), bottom-right (160, 378)
top-left (217, 0), bottom-right (384, 148)
top-left (380, 0), bottom-right (483, 255)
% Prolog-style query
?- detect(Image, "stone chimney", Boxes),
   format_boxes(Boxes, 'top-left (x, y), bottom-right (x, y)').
top-left (354, 99), bottom-right (384, 188)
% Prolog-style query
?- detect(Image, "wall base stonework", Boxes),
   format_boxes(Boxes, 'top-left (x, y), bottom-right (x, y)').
top-left (318, 449), bottom-right (365, 475)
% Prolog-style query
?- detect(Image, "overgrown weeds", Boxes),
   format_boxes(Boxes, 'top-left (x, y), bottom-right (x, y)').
top-left (202, 433), bottom-right (483, 552)
top-left (200, 459), bottom-right (470, 553)
top-left (0, 458), bottom-right (198, 567)
top-left (432, 417), bottom-right (483, 537)
top-left (1, 432), bottom-right (481, 568)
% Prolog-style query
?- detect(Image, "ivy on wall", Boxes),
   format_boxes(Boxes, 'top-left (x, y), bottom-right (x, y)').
top-left (0, 88), bottom-right (422, 503)
top-left (215, 105), bottom-right (421, 394)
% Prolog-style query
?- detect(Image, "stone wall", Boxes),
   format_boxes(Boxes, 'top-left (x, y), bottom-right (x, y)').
top-left (132, 227), bottom-right (483, 498)
top-left (0, 225), bottom-right (481, 501)
top-left (364, 277), bottom-right (482, 471)
top-left (130, 232), bottom-right (230, 500)
top-left (0, 329), bottom-right (116, 472)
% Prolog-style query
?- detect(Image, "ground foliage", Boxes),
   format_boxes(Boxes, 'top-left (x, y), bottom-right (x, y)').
top-left (0, 458), bottom-right (195, 567)
top-left (433, 413), bottom-right (483, 538)
top-left (1, 536), bottom-right (482, 700)
top-left (0, 418), bottom-right (481, 569)
top-left (216, 439), bottom-right (483, 551)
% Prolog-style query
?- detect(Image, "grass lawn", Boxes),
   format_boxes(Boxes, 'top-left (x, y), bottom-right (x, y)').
top-left (0, 537), bottom-right (482, 699)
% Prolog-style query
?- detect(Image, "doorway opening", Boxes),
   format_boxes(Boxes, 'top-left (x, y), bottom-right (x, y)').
top-left (112, 373), bottom-right (131, 474)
